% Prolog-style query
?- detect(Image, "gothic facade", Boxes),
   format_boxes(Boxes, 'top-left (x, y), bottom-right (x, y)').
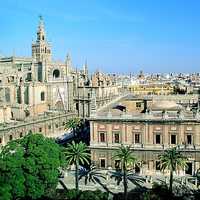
top-left (0, 17), bottom-right (121, 146)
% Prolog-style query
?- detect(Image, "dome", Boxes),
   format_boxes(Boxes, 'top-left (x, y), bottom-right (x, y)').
top-left (151, 100), bottom-right (182, 111)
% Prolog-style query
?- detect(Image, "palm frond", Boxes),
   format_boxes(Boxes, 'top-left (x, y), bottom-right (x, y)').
top-left (158, 147), bottom-right (188, 172)
top-left (64, 141), bottom-right (90, 166)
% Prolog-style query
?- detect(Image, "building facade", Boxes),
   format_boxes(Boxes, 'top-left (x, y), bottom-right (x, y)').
top-left (89, 94), bottom-right (200, 176)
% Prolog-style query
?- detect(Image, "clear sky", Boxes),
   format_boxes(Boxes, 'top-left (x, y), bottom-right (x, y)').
top-left (1, 0), bottom-right (200, 73)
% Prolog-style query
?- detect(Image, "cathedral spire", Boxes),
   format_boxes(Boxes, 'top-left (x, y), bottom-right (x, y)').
top-left (32, 16), bottom-right (51, 63)
top-left (37, 15), bottom-right (46, 42)
top-left (83, 59), bottom-right (88, 77)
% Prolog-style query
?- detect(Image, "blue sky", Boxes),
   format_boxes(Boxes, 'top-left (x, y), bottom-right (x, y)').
top-left (1, 0), bottom-right (200, 73)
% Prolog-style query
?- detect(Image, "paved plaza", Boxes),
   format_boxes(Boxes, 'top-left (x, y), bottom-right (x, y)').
top-left (58, 170), bottom-right (199, 194)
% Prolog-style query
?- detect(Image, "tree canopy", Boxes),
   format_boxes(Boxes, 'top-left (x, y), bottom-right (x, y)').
top-left (65, 117), bottom-right (82, 132)
top-left (113, 145), bottom-right (138, 200)
top-left (0, 133), bottom-right (65, 200)
top-left (158, 147), bottom-right (188, 193)
top-left (65, 141), bottom-right (90, 193)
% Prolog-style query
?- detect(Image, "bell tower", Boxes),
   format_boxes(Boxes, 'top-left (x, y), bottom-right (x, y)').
top-left (32, 16), bottom-right (51, 63)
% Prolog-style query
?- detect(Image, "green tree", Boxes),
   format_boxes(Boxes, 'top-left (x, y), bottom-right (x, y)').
top-left (158, 147), bottom-right (188, 193)
top-left (65, 141), bottom-right (90, 194)
top-left (0, 133), bottom-right (65, 200)
top-left (65, 117), bottom-right (82, 137)
top-left (79, 190), bottom-right (108, 200)
top-left (0, 177), bottom-right (12, 200)
top-left (113, 145), bottom-right (138, 200)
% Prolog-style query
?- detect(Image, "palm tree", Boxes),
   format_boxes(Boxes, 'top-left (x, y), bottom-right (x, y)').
top-left (65, 141), bottom-right (90, 193)
top-left (113, 145), bottom-right (138, 200)
top-left (158, 147), bottom-right (188, 193)
top-left (65, 117), bottom-right (82, 137)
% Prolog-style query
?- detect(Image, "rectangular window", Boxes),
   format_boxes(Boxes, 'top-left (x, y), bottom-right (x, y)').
top-left (39, 127), bottom-right (42, 132)
top-left (9, 135), bottom-right (12, 141)
top-left (41, 92), bottom-right (45, 101)
top-left (185, 162), bottom-right (193, 175)
top-left (135, 134), bottom-right (140, 143)
top-left (114, 133), bottom-right (120, 143)
top-left (156, 161), bottom-right (160, 171)
top-left (26, 73), bottom-right (32, 81)
top-left (171, 135), bottom-right (176, 144)
top-left (0, 138), bottom-right (2, 144)
top-left (156, 134), bottom-right (160, 144)
top-left (187, 135), bottom-right (192, 145)
top-left (100, 132), bottom-right (105, 142)
top-left (100, 159), bottom-right (106, 168)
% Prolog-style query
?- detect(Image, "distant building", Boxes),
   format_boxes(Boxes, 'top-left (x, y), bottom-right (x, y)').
top-left (129, 83), bottom-right (174, 95)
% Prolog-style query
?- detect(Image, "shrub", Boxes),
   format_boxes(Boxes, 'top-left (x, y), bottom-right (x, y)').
top-left (66, 189), bottom-right (78, 200)
top-left (66, 189), bottom-right (108, 200)
top-left (80, 190), bottom-right (108, 200)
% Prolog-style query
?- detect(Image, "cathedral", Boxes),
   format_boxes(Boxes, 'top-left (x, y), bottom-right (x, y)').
top-left (0, 17), bottom-right (120, 146)
top-left (0, 16), bottom-right (74, 120)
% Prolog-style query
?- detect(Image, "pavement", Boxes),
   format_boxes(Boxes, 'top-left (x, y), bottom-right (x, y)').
top-left (58, 170), bottom-right (125, 193)
top-left (57, 170), bottom-right (199, 195)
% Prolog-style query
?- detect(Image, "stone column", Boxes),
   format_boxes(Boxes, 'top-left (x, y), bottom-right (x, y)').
top-left (143, 122), bottom-right (148, 147)
top-left (163, 124), bottom-right (168, 147)
top-left (93, 122), bottom-right (98, 145)
top-left (148, 124), bottom-right (153, 145)
top-left (21, 85), bottom-right (25, 105)
top-left (194, 124), bottom-right (200, 149)
top-left (123, 123), bottom-right (129, 145)
top-left (180, 124), bottom-right (184, 146)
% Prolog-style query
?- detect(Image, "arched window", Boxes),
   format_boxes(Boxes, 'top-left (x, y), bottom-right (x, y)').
top-left (53, 69), bottom-right (60, 78)
top-left (41, 92), bottom-right (45, 101)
